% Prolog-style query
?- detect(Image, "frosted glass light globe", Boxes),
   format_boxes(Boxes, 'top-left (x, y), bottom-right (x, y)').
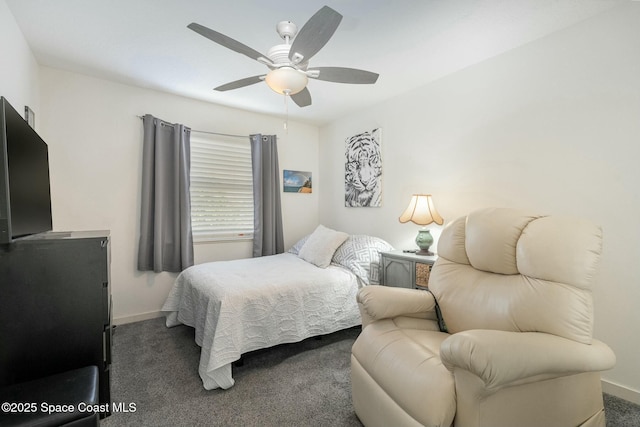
top-left (265, 67), bottom-right (308, 95)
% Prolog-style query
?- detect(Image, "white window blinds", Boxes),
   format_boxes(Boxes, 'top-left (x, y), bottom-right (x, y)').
top-left (189, 133), bottom-right (254, 242)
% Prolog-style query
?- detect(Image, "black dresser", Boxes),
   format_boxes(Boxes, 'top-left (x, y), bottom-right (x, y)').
top-left (0, 231), bottom-right (112, 414)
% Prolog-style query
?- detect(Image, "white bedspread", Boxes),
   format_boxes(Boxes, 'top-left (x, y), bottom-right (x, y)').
top-left (161, 253), bottom-right (362, 390)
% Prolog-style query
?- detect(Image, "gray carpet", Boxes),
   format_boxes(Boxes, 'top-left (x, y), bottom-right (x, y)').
top-left (102, 317), bottom-right (640, 427)
top-left (102, 317), bottom-right (361, 426)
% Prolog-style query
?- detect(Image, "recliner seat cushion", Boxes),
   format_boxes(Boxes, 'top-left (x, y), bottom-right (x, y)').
top-left (352, 319), bottom-right (456, 426)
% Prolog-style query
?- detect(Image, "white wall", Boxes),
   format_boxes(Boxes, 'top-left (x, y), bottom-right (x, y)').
top-left (319, 2), bottom-right (640, 402)
top-left (5, 0), bottom-right (639, 402)
top-left (0, 0), bottom-right (40, 121)
top-left (37, 67), bottom-right (319, 324)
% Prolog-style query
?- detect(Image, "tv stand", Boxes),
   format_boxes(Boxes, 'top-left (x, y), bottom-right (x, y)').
top-left (0, 230), bottom-right (112, 416)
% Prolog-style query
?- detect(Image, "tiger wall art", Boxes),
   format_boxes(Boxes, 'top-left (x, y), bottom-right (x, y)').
top-left (345, 128), bottom-right (382, 207)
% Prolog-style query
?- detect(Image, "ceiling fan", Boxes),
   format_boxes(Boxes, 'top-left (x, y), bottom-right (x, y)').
top-left (188, 5), bottom-right (379, 107)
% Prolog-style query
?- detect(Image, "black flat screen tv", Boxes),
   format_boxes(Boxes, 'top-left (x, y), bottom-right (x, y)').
top-left (0, 96), bottom-right (52, 244)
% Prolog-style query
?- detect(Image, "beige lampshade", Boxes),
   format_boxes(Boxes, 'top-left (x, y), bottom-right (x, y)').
top-left (399, 194), bottom-right (444, 225)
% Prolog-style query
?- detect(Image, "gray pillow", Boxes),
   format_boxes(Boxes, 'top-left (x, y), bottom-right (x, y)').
top-left (332, 235), bottom-right (394, 285)
top-left (287, 234), bottom-right (310, 255)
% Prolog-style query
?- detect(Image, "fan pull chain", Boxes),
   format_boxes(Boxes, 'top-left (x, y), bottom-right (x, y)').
top-left (283, 91), bottom-right (290, 134)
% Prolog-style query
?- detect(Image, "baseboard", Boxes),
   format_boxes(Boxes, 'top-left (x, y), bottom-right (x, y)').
top-left (113, 310), bottom-right (164, 326)
top-left (602, 379), bottom-right (640, 405)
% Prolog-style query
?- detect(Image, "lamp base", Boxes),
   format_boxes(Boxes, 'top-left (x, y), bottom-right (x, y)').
top-left (415, 249), bottom-right (434, 256)
top-left (415, 228), bottom-right (435, 257)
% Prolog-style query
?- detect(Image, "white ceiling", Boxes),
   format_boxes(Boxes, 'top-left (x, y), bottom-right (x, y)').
top-left (6, 0), bottom-right (625, 126)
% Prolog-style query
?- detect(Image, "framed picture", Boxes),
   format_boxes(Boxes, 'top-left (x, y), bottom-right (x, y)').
top-left (283, 170), bottom-right (312, 193)
top-left (345, 128), bottom-right (382, 207)
top-left (24, 106), bottom-right (35, 128)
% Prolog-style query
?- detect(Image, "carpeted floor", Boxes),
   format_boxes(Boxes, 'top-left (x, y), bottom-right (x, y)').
top-left (102, 317), bottom-right (361, 426)
top-left (603, 393), bottom-right (640, 427)
top-left (102, 317), bottom-right (640, 427)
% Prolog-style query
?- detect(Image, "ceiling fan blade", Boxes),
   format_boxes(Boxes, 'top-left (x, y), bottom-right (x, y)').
top-left (188, 23), bottom-right (273, 65)
top-left (291, 87), bottom-right (312, 107)
top-left (289, 6), bottom-right (342, 64)
top-left (214, 75), bottom-right (265, 92)
top-left (308, 67), bottom-right (379, 84)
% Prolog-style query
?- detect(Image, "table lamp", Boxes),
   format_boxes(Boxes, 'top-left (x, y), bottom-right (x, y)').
top-left (399, 194), bottom-right (444, 256)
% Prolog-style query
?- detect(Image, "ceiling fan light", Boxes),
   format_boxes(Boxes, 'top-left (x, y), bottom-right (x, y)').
top-left (265, 67), bottom-right (308, 95)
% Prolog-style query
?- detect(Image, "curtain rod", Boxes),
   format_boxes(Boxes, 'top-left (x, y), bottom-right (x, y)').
top-left (137, 115), bottom-right (248, 139)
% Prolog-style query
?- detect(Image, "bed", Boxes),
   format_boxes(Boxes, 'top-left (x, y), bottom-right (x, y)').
top-left (161, 226), bottom-right (393, 390)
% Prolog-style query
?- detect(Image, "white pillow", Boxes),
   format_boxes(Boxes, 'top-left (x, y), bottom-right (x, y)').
top-left (298, 225), bottom-right (349, 268)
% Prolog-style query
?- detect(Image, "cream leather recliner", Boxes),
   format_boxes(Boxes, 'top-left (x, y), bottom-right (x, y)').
top-left (351, 208), bottom-right (616, 427)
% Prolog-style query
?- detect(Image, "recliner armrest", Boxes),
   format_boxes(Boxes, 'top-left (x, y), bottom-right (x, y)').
top-left (440, 329), bottom-right (616, 390)
top-left (357, 286), bottom-right (437, 328)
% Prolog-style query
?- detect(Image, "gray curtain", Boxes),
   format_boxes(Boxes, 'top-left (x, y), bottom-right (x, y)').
top-left (138, 114), bottom-right (194, 272)
top-left (250, 134), bottom-right (284, 257)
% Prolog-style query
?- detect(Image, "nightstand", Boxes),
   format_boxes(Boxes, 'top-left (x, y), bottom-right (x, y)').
top-left (379, 250), bottom-right (437, 289)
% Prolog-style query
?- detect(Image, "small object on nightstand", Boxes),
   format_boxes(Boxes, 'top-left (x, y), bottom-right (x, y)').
top-left (402, 249), bottom-right (417, 253)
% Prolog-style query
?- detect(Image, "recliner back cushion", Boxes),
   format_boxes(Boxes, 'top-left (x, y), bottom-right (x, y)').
top-left (429, 208), bottom-right (602, 344)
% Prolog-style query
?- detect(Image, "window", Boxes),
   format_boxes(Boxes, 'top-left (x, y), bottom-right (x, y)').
top-left (189, 133), bottom-right (253, 242)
